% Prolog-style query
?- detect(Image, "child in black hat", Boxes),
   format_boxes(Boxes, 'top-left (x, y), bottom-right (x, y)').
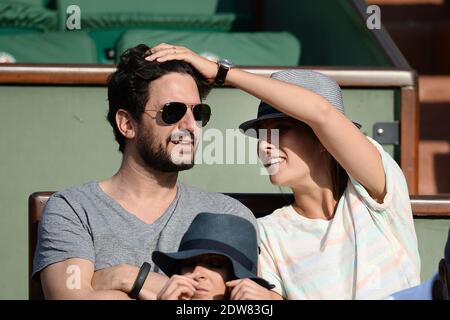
top-left (152, 212), bottom-right (275, 300)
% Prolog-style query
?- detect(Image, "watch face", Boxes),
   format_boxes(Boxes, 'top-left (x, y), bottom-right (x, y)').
top-left (219, 59), bottom-right (234, 68)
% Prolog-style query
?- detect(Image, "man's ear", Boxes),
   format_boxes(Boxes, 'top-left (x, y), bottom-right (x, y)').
top-left (116, 109), bottom-right (137, 140)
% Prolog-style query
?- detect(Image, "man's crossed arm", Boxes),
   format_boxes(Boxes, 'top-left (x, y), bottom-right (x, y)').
top-left (40, 258), bottom-right (168, 300)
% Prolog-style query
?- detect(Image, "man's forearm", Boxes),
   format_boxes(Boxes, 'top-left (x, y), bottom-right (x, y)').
top-left (92, 265), bottom-right (169, 300)
top-left (85, 272), bottom-right (169, 300)
top-left (41, 259), bottom-right (138, 300)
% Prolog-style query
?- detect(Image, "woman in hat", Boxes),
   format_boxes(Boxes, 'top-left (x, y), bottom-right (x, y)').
top-left (145, 44), bottom-right (441, 300)
top-left (152, 212), bottom-right (275, 300)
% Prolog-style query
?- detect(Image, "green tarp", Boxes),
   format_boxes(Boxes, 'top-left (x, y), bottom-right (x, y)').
top-left (83, 14), bottom-right (236, 63)
top-left (81, 13), bottom-right (235, 32)
top-left (56, 0), bottom-right (221, 29)
top-left (117, 30), bottom-right (301, 66)
top-left (0, 2), bottom-right (57, 32)
top-left (0, 31), bottom-right (97, 63)
top-left (0, 0), bottom-right (46, 7)
top-left (54, 0), bottom-right (235, 64)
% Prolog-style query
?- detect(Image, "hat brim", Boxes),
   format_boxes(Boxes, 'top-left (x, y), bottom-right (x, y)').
top-left (239, 113), bottom-right (361, 138)
top-left (152, 249), bottom-right (274, 290)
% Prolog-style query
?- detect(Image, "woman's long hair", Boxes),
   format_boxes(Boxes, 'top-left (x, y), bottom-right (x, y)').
top-left (330, 156), bottom-right (348, 201)
top-left (291, 120), bottom-right (349, 202)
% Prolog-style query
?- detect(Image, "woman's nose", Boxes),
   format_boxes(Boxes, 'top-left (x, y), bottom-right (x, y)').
top-left (259, 138), bottom-right (273, 151)
top-left (259, 127), bottom-right (280, 146)
top-left (258, 138), bottom-right (278, 156)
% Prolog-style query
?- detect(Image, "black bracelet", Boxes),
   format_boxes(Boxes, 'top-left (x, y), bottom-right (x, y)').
top-left (129, 262), bottom-right (151, 299)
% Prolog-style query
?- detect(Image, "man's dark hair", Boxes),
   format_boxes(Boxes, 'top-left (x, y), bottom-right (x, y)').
top-left (107, 44), bottom-right (211, 153)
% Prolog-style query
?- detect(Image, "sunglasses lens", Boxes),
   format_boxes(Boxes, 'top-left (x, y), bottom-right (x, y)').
top-left (161, 102), bottom-right (187, 124)
top-left (193, 104), bottom-right (211, 127)
top-left (161, 102), bottom-right (211, 126)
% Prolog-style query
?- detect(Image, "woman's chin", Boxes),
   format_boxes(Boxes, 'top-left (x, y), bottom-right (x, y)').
top-left (269, 173), bottom-right (287, 186)
top-left (268, 167), bottom-right (304, 187)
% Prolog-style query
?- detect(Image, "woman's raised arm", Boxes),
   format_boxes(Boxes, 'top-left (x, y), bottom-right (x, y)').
top-left (147, 44), bottom-right (386, 202)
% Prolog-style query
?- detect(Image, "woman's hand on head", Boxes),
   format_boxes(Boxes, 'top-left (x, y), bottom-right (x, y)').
top-left (227, 278), bottom-right (280, 300)
top-left (157, 273), bottom-right (200, 300)
top-left (146, 43), bottom-right (218, 83)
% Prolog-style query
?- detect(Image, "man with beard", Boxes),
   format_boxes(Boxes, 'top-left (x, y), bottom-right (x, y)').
top-left (33, 44), bottom-right (257, 299)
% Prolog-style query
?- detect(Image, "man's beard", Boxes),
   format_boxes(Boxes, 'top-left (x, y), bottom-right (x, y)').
top-left (137, 126), bottom-right (195, 173)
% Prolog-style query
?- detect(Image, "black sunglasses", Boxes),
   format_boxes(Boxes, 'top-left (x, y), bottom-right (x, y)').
top-left (146, 102), bottom-right (211, 127)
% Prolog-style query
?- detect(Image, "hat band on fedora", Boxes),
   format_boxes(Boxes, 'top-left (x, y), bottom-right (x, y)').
top-left (179, 239), bottom-right (254, 271)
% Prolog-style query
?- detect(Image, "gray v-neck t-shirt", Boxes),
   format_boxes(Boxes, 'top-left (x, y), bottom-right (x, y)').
top-left (33, 181), bottom-right (257, 276)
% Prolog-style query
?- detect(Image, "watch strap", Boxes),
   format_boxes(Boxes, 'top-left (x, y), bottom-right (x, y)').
top-left (214, 62), bottom-right (230, 85)
top-left (129, 262), bottom-right (151, 299)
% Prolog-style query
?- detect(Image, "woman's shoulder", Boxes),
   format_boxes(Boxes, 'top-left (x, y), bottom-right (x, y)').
top-left (346, 137), bottom-right (410, 212)
top-left (257, 205), bottom-right (294, 226)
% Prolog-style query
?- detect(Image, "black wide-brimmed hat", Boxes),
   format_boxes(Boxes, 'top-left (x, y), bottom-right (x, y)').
top-left (152, 212), bottom-right (274, 290)
top-left (239, 69), bottom-right (361, 137)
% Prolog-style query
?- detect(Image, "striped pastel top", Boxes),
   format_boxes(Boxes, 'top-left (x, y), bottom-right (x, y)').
top-left (258, 138), bottom-right (421, 299)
